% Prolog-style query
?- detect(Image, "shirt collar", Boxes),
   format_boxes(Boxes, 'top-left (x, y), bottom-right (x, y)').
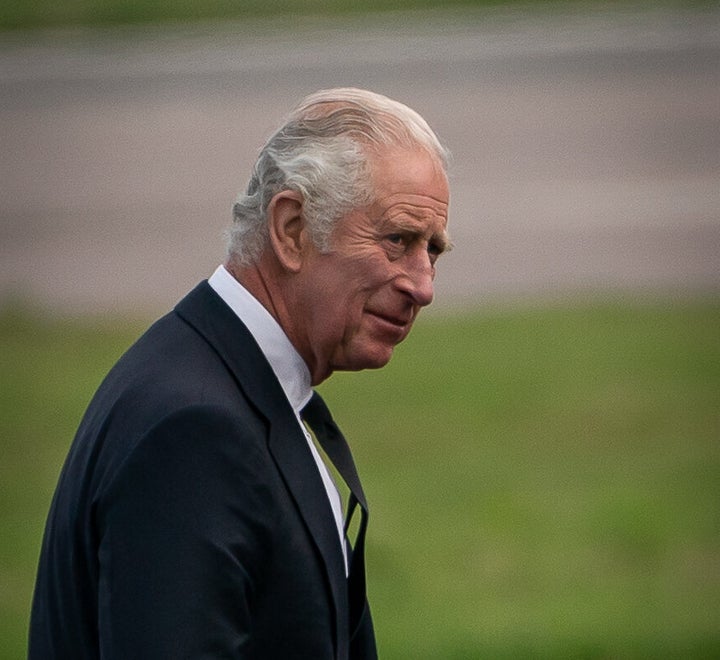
top-left (208, 265), bottom-right (312, 413)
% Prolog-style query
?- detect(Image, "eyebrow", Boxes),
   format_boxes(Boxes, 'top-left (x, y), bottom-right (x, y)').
top-left (434, 231), bottom-right (453, 253)
top-left (384, 216), bottom-right (453, 253)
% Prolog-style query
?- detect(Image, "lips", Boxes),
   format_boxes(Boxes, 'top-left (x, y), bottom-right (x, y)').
top-left (379, 313), bottom-right (408, 327)
top-left (365, 310), bottom-right (414, 341)
top-left (368, 309), bottom-right (411, 326)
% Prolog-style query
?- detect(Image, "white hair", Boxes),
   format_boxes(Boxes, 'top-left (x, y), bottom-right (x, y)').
top-left (225, 87), bottom-right (449, 266)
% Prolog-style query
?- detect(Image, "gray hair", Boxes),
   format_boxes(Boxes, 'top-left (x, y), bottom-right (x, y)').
top-left (225, 87), bottom-right (449, 266)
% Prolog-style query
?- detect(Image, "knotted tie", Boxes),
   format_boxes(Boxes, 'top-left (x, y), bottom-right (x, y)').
top-left (301, 391), bottom-right (369, 634)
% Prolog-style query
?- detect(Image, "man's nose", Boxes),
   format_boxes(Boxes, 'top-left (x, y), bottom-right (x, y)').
top-left (396, 249), bottom-right (435, 307)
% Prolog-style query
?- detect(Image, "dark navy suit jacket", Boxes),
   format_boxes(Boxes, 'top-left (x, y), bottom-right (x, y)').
top-left (29, 282), bottom-right (376, 659)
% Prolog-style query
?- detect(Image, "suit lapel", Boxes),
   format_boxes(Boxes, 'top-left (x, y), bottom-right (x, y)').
top-left (174, 281), bottom-right (349, 657)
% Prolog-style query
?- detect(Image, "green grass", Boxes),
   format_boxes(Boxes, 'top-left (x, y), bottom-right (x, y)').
top-left (2, 298), bottom-right (719, 658)
top-left (0, 0), bottom-right (700, 32)
top-left (0, 0), bottom-right (529, 31)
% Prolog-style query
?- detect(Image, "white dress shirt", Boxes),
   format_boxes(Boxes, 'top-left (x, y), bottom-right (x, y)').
top-left (208, 265), bottom-right (347, 573)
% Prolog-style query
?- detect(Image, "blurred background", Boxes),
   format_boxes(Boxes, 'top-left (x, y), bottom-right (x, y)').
top-left (1, 0), bottom-right (719, 657)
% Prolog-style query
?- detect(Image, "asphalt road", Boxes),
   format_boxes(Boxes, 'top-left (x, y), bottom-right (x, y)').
top-left (1, 5), bottom-right (719, 315)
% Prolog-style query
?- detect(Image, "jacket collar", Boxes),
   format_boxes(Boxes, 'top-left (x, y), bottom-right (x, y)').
top-left (174, 281), bottom-right (349, 657)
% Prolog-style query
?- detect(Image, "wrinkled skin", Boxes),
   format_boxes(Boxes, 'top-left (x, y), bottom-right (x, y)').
top-left (289, 149), bottom-right (451, 383)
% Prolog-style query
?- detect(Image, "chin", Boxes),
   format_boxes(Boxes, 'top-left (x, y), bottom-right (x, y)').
top-left (354, 345), bottom-right (396, 371)
top-left (337, 344), bottom-right (395, 373)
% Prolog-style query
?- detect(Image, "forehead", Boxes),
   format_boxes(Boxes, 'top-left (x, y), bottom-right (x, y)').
top-left (369, 148), bottom-right (449, 227)
top-left (371, 148), bottom-right (448, 200)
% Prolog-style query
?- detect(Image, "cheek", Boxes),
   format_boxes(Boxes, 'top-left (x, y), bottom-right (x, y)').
top-left (309, 255), bottom-right (390, 332)
top-left (312, 291), bottom-right (357, 337)
top-left (324, 292), bottom-right (372, 349)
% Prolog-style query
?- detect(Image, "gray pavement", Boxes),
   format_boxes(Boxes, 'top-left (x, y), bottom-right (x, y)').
top-left (1, 5), bottom-right (719, 315)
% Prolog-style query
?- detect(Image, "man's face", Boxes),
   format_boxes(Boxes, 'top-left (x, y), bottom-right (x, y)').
top-left (294, 149), bottom-right (450, 383)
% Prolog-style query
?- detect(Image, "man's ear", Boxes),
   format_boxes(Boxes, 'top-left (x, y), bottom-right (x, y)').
top-left (267, 190), bottom-right (308, 273)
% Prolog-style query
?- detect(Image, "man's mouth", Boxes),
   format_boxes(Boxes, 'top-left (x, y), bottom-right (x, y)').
top-left (366, 310), bottom-right (412, 330)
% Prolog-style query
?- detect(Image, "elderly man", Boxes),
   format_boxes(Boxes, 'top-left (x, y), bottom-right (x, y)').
top-left (30, 87), bottom-right (450, 659)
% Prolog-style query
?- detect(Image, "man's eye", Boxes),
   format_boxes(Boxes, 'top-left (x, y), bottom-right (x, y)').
top-left (386, 234), bottom-right (404, 245)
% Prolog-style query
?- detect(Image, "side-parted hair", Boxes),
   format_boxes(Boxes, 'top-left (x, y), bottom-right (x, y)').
top-left (225, 87), bottom-right (449, 265)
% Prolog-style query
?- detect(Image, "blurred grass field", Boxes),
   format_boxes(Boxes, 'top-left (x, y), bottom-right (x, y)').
top-left (0, 0), bottom-right (547, 30)
top-left (0, 0), bottom-right (699, 31)
top-left (2, 298), bottom-right (718, 658)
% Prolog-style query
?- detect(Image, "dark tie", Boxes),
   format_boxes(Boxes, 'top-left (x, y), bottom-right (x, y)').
top-left (301, 391), bottom-right (369, 635)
